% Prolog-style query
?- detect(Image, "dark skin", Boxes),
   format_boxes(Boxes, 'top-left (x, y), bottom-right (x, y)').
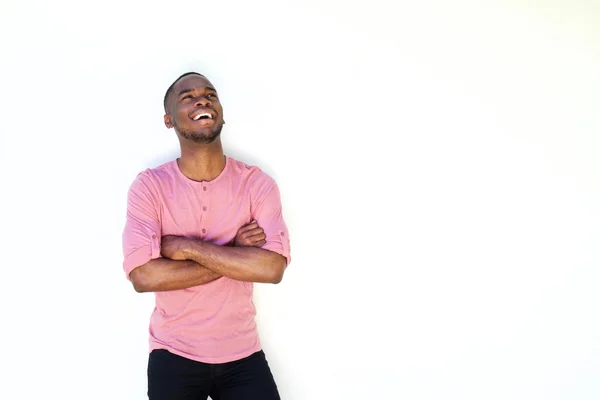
top-left (164, 74), bottom-right (226, 182)
top-left (129, 75), bottom-right (286, 293)
top-left (130, 221), bottom-right (268, 292)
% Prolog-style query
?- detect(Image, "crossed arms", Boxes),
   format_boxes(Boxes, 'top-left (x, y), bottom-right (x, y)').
top-left (130, 221), bottom-right (287, 293)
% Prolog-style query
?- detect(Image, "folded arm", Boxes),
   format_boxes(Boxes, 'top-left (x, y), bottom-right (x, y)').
top-left (129, 220), bottom-right (271, 292)
top-left (129, 258), bottom-right (222, 293)
top-left (162, 234), bottom-right (287, 284)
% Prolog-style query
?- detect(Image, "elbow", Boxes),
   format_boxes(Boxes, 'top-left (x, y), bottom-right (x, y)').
top-left (269, 271), bottom-right (283, 284)
top-left (132, 280), bottom-right (148, 293)
top-left (130, 267), bottom-right (151, 293)
top-left (267, 256), bottom-right (287, 284)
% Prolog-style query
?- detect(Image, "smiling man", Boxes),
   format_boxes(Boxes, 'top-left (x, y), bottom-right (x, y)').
top-left (122, 72), bottom-right (291, 399)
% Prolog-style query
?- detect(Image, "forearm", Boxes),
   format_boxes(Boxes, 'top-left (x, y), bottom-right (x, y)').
top-left (129, 257), bottom-right (222, 293)
top-left (184, 241), bottom-right (286, 284)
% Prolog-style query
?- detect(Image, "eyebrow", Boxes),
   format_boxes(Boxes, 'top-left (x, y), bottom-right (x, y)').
top-left (177, 87), bottom-right (217, 98)
top-left (177, 88), bottom-right (194, 98)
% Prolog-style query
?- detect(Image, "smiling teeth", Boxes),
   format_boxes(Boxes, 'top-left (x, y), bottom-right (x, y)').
top-left (194, 113), bottom-right (212, 120)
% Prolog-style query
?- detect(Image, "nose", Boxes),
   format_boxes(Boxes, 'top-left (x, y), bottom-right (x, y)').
top-left (194, 96), bottom-right (211, 107)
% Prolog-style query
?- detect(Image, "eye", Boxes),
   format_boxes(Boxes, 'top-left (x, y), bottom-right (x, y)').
top-left (206, 93), bottom-right (217, 99)
top-left (181, 95), bottom-right (193, 101)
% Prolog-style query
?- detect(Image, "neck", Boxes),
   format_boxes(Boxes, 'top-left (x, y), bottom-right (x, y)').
top-left (177, 137), bottom-right (226, 182)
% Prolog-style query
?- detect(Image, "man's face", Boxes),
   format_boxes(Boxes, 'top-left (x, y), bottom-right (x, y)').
top-left (164, 75), bottom-right (225, 144)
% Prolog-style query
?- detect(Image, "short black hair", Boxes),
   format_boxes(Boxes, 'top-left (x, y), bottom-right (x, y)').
top-left (163, 72), bottom-right (205, 113)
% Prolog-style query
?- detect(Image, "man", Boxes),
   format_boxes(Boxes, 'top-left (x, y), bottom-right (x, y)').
top-left (122, 72), bottom-right (291, 399)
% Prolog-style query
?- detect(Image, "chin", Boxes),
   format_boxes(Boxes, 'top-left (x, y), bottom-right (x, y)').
top-left (193, 134), bottom-right (219, 144)
top-left (178, 127), bottom-right (222, 144)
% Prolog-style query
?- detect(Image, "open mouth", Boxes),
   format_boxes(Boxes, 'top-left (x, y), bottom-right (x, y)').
top-left (193, 112), bottom-right (213, 121)
top-left (190, 109), bottom-right (216, 122)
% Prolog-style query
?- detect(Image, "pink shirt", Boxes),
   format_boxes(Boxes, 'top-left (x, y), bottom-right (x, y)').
top-left (122, 156), bottom-right (291, 364)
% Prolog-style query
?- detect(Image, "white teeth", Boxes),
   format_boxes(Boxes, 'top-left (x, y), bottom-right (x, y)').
top-left (193, 113), bottom-right (212, 120)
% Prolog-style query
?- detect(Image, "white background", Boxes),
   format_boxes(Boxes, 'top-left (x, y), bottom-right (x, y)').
top-left (1, 1), bottom-right (599, 399)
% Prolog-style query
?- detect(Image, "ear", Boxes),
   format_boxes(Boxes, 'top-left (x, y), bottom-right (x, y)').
top-left (164, 114), bottom-right (173, 129)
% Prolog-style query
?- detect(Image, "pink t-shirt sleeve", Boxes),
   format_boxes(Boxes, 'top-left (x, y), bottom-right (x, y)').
top-left (252, 181), bottom-right (291, 266)
top-left (122, 173), bottom-right (162, 280)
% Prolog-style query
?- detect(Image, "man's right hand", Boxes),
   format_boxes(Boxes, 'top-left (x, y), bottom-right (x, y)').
top-left (234, 220), bottom-right (266, 247)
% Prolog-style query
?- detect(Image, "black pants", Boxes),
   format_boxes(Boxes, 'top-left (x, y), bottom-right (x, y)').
top-left (147, 349), bottom-right (281, 400)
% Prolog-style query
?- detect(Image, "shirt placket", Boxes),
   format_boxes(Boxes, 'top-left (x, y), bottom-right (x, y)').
top-left (199, 184), bottom-right (208, 237)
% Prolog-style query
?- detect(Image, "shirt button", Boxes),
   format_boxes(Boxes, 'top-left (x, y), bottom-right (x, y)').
top-left (280, 232), bottom-right (285, 236)
top-left (203, 186), bottom-right (207, 191)
top-left (203, 206), bottom-right (207, 211)
top-left (202, 228), bottom-right (206, 234)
